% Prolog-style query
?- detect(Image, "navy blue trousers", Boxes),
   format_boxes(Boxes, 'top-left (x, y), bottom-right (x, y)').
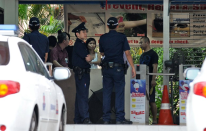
top-left (74, 73), bottom-right (90, 123)
top-left (102, 66), bottom-right (125, 122)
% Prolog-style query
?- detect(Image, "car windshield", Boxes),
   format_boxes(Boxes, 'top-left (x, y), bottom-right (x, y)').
top-left (0, 42), bottom-right (10, 65)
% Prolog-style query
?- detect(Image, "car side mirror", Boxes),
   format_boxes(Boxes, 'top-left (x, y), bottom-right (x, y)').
top-left (53, 67), bottom-right (71, 80)
top-left (184, 68), bottom-right (200, 80)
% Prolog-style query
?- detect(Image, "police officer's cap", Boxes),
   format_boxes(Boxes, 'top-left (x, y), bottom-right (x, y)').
top-left (29, 17), bottom-right (40, 27)
top-left (107, 17), bottom-right (118, 27)
top-left (72, 22), bottom-right (87, 33)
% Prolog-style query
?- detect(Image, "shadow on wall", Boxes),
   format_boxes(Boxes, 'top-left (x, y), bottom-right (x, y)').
top-left (55, 70), bottom-right (76, 124)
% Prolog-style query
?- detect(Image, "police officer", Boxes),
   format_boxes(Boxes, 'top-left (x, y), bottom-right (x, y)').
top-left (99, 17), bottom-right (136, 124)
top-left (23, 17), bottom-right (49, 63)
top-left (72, 22), bottom-right (93, 124)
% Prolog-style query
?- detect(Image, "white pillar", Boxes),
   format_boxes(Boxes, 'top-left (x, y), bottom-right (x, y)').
top-left (0, 0), bottom-right (5, 9)
top-left (64, 5), bottom-right (68, 32)
top-left (4, 0), bottom-right (18, 25)
top-left (163, 0), bottom-right (170, 91)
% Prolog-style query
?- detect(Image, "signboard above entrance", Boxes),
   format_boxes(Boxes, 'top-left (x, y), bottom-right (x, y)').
top-left (66, 4), bottom-right (206, 47)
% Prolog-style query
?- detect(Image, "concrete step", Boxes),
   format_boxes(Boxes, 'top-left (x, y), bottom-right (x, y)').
top-left (65, 125), bottom-right (187, 131)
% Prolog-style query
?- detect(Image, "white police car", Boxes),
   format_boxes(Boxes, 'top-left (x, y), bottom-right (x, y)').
top-left (0, 25), bottom-right (70, 131)
top-left (184, 60), bottom-right (206, 131)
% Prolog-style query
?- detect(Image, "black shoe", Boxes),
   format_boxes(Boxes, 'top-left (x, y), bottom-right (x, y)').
top-left (103, 121), bottom-right (111, 124)
top-left (116, 120), bottom-right (133, 124)
top-left (83, 118), bottom-right (92, 124)
top-left (74, 122), bottom-right (82, 124)
top-left (152, 122), bottom-right (157, 125)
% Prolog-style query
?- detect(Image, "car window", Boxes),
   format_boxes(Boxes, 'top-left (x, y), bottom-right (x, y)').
top-left (18, 43), bottom-right (50, 79)
top-left (19, 44), bottom-right (37, 72)
top-left (0, 41), bottom-right (10, 65)
top-left (24, 45), bottom-right (50, 79)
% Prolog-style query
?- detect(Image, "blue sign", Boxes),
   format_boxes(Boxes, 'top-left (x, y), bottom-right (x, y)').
top-left (131, 79), bottom-right (146, 95)
top-left (179, 80), bottom-right (192, 94)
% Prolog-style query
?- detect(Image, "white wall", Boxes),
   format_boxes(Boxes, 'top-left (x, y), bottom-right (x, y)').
top-left (0, 0), bottom-right (5, 9)
top-left (1, 0), bottom-right (18, 25)
top-left (88, 68), bottom-right (132, 120)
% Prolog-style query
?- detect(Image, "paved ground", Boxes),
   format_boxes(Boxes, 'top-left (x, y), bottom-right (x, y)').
top-left (65, 125), bottom-right (187, 131)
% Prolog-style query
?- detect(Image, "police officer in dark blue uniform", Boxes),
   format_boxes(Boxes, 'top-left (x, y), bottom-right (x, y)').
top-left (72, 22), bottom-right (93, 124)
top-left (23, 17), bottom-right (49, 63)
top-left (99, 17), bottom-right (136, 124)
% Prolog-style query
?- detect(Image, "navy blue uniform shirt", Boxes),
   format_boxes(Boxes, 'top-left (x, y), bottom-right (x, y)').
top-left (72, 38), bottom-right (90, 68)
top-left (99, 30), bottom-right (130, 64)
top-left (23, 30), bottom-right (49, 62)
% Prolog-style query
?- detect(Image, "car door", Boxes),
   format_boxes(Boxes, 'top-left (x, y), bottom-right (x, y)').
top-left (23, 45), bottom-right (59, 130)
top-left (36, 66), bottom-right (58, 131)
top-left (18, 43), bottom-right (50, 131)
top-left (48, 80), bottom-right (60, 130)
top-left (47, 80), bottom-right (59, 131)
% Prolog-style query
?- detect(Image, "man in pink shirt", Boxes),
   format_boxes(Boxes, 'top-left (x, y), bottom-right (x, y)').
top-left (50, 30), bottom-right (70, 68)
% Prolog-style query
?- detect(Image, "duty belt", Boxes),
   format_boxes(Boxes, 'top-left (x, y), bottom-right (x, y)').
top-left (73, 66), bottom-right (90, 79)
top-left (73, 66), bottom-right (90, 73)
top-left (102, 62), bottom-right (124, 68)
top-left (101, 62), bottom-right (129, 75)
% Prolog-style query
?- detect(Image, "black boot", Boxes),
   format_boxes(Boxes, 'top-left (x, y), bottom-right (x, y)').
top-left (83, 118), bottom-right (92, 124)
top-left (116, 119), bottom-right (133, 124)
top-left (103, 121), bottom-right (112, 124)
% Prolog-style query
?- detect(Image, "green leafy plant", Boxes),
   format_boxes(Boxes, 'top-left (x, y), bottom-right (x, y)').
top-left (130, 47), bottom-right (206, 124)
top-left (40, 16), bottom-right (64, 36)
top-left (18, 4), bottom-right (64, 37)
